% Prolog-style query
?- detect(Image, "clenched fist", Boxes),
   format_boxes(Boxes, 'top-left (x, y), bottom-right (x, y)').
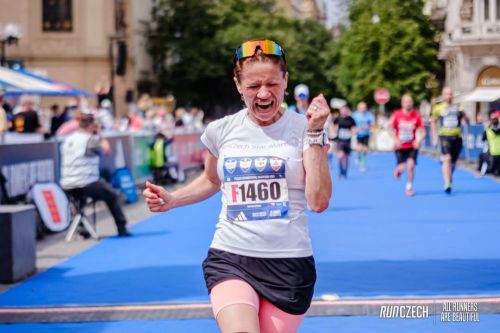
top-left (306, 94), bottom-right (330, 131)
top-left (143, 181), bottom-right (176, 212)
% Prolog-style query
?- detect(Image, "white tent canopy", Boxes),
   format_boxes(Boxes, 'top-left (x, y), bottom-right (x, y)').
top-left (461, 87), bottom-right (500, 102)
top-left (0, 66), bottom-right (91, 96)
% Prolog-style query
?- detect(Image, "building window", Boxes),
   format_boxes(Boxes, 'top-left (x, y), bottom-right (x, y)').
top-left (497, 0), bottom-right (500, 19)
top-left (484, 0), bottom-right (490, 20)
top-left (42, 0), bottom-right (73, 32)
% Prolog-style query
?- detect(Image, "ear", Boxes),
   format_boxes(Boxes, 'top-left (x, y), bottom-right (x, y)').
top-left (233, 75), bottom-right (243, 95)
top-left (284, 71), bottom-right (289, 90)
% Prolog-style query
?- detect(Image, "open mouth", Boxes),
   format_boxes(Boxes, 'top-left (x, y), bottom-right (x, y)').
top-left (255, 101), bottom-right (274, 111)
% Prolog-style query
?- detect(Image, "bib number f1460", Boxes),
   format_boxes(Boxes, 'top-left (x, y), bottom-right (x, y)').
top-left (223, 156), bottom-right (289, 221)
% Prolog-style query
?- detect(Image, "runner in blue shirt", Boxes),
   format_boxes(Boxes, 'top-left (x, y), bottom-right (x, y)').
top-left (352, 101), bottom-right (374, 172)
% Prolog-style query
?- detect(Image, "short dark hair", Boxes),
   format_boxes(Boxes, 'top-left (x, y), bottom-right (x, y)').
top-left (79, 113), bottom-right (97, 129)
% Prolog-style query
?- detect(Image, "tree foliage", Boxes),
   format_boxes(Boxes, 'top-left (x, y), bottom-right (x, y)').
top-left (335, 0), bottom-right (439, 108)
top-left (147, 0), bottom-right (336, 114)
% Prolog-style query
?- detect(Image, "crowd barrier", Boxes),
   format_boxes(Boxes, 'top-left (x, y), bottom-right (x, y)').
top-left (421, 124), bottom-right (486, 161)
top-left (0, 131), bottom-right (204, 203)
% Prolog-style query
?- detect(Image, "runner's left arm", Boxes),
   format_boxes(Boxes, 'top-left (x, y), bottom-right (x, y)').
top-left (415, 117), bottom-right (426, 148)
top-left (304, 94), bottom-right (332, 212)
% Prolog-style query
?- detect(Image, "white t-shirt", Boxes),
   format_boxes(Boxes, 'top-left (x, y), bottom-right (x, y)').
top-left (201, 108), bottom-right (313, 258)
top-left (60, 131), bottom-right (100, 189)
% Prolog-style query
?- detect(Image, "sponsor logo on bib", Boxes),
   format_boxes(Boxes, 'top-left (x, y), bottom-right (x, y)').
top-left (255, 157), bottom-right (267, 172)
top-left (270, 157), bottom-right (283, 172)
top-left (224, 159), bottom-right (237, 174)
top-left (239, 158), bottom-right (252, 173)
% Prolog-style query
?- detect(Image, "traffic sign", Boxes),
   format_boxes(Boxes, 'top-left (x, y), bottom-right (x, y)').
top-left (374, 88), bottom-right (390, 104)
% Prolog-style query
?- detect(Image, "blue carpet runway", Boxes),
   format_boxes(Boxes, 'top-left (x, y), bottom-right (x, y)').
top-left (1, 315), bottom-right (500, 333)
top-left (1, 153), bottom-right (499, 332)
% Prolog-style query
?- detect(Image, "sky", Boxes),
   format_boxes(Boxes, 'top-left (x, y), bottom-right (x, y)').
top-left (324, 0), bottom-right (349, 28)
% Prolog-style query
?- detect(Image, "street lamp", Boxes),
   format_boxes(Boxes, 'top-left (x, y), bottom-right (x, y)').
top-left (0, 23), bottom-right (22, 67)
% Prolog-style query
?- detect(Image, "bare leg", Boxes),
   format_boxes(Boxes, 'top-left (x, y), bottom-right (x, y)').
top-left (217, 303), bottom-right (260, 333)
top-left (442, 154), bottom-right (452, 186)
top-left (337, 151), bottom-right (346, 176)
top-left (343, 153), bottom-right (350, 173)
top-left (407, 159), bottom-right (415, 184)
top-left (394, 162), bottom-right (405, 179)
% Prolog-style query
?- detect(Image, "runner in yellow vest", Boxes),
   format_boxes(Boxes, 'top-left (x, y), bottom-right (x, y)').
top-left (430, 87), bottom-right (469, 194)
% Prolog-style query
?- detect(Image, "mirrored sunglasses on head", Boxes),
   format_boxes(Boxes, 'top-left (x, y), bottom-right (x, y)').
top-left (234, 39), bottom-right (286, 64)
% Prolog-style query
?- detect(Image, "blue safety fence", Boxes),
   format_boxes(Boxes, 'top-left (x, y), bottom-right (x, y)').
top-left (423, 125), bottom-right (486, 162)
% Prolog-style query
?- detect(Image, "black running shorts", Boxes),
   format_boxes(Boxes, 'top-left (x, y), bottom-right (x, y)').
top-left (337, 140), bottom-right (352, 154)
top-left (203, 248), bottom-right (316, 315)
top-left (439, 136), bottom-right (463, 163)
top-left (395, 148), bottom-right (418, 164)
top-left (357, 136), bottom-right (370, 146)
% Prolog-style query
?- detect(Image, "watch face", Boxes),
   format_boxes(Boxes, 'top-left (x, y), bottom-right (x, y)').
top-left (306, 133), bottom-right (325, 146)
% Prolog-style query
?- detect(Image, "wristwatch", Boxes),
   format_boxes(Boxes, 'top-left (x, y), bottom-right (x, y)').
top-left (306, 132), bottom-right (328, 146)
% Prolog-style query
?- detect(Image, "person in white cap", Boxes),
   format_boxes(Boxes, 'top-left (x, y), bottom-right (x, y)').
top-left (288, 84), bottom-right (310, 115)
top-left (96, 99), bottom-right (115, 131)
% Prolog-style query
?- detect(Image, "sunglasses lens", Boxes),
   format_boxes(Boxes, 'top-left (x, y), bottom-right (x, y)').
top-left (234, 40), bottom-right (284, 62)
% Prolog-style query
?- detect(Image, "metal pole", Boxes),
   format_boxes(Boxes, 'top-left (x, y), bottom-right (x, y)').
top-left (108, 37), bottom-right (116, 115)
top-left (0, 41), bottom-right (6, 67)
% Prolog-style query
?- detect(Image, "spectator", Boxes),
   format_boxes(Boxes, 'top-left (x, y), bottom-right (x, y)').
top-left (181, 107), bottom-right (194, 131)
top-left (94, 75), bottom-right (112, 105)
top-left (485, 110), bottom-right (500, 176)
top-left (96, 99), bottom-right (114, 131)
top-left (56, 100), bottom-right (82, 136)
top-left (288, 84), bottom-right (310, 115)
top-left (0, 89), bottom-right (8, 133)
top-left (11, 95), bottom-right (42, 133)
top-left (476, 129), bottom-right (491, 177)
top-left (174, 108), bottom-right (185, 127)
top-left (0, 87), bottom-right (13, 123)
top-left (59, 113), bottom-right (131, 237)
top-left (193, 107), bottom-right (205, 131)
top-left (50, 104), bottom-right (69, 136)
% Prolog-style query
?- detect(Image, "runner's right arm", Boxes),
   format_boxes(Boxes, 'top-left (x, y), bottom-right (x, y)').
top-left (144, 151), bottom-right (220, 212)
top-left (389, 115), bottom-right (400, 149)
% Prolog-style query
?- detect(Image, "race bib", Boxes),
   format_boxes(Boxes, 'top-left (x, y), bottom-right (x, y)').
top-left (443, 115), bottom-right (459, 128)
top-left (223, 156), bottom-right (289, 221)
top-left (338, 128), bottom-right (351, 140)
top-left (399, 129), bottom-right (413, 143)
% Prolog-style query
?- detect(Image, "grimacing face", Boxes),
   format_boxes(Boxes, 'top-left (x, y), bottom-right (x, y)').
top-left (234, 61), bottom-right (288, 126)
